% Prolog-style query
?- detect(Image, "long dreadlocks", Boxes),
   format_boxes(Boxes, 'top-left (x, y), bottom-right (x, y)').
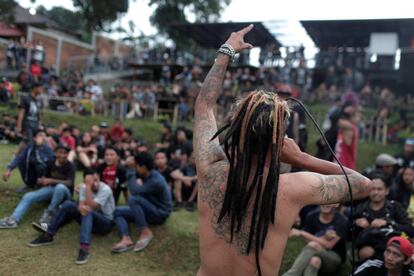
top-left (210, 90), bottom-right (290, 276)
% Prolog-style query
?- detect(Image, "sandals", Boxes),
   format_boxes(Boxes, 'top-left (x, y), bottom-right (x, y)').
top-left (111, 243), bottom-right (133, 253)
top-left (133, 234), bottom-right (154, 252)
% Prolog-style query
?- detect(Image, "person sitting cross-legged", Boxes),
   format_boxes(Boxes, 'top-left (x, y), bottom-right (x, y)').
top-left (28, 168), bottom-right (115, 265)
top-left (111, 152), bottom-right (172, 253)
top-left (282, 204), bottom-right (348, 276)
top-left (0, 145), bottom-right (74, 229)
top-left (171, 154), bottom-right (198, 212)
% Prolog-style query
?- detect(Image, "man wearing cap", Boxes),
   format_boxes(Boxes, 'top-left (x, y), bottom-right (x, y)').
top-left (16, 81), bottom-right (43, 140)
top-left (363, 153), bottom-right (398, 187)
top-left (354, 236), bottom-right (414, 275)
top-left (396, 139), bottom-right (414, 170)
top-left (0, 144), bottom-right (74, 229)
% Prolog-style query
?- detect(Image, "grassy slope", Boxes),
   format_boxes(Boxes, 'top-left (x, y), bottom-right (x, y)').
top-left (0, 105), bottom-right (399, 275)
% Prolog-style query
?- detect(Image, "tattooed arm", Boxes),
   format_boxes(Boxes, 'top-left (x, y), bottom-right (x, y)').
top-left (286, 172), bottom-right (372, 206)
top-left (194, 25), bottom-right (253, 172)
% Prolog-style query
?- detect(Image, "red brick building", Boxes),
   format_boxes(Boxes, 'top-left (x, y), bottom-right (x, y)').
top-left (0, 5), bottom-right (134, 72)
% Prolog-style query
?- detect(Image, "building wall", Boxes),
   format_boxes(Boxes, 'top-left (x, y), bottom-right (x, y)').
top-left (0, 43), bottom-right (6, 64)
top-left (95, 35), bottom-right (134, 59)
top-left (61, 41), bottom-right (93, 68)
top-left (27, 28), bottom-right (134, 71)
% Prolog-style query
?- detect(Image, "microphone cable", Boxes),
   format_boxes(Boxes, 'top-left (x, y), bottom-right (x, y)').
top-left (287, 97), bottom-right (356, 275)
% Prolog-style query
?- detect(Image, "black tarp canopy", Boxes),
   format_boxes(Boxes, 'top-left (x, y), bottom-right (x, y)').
top-left (171, 22), bottom-right (280, 49)
top-left (301, 18), bottom-right (414, 49)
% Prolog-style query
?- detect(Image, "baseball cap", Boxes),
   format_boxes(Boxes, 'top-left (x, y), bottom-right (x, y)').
top-left (387, 236), bottom-right (414, 258)
top-left (405, 138), bottom-right (414, 145)
top-left (375, 153), bottom-right (397, 167)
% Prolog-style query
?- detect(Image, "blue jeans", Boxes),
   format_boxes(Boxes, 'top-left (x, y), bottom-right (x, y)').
top-left (11, 184), bottom-right (71, 222)
top-left (47, 200), bottom-right (113, 245)
top-left (114, 196), bottom-right (167, 237)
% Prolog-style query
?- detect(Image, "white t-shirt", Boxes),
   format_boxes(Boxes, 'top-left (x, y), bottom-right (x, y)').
top-left (79, 182), bottom-right (115, 220)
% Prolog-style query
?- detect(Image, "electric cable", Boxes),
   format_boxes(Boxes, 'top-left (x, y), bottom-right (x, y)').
top-left (287, 97), bottom-right (356, 275)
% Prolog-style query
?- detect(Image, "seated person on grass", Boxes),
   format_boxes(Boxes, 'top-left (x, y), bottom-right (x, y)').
top-left (282, 204), bottom-right (348, 276)
top-left (97, 146), bottom-right (126, 204)
top-left (28, 168), bottom-right (115, 265)
top-left (354, 174), bottom-right (414, 261)
top-left (2, 129), bottom-right (54, 193)
top-left (76, 132), bottom-right (98, 169)
top-left (354, 236), bottom-right (414, 275)
top-left (154, 150), bottom-right (175, 189)
top-left (171, 154), bottom-right (198, 211)
top-left (111, 152), bottom-right (172, 253)
top-left (0, 145), bottom-right (74, 229)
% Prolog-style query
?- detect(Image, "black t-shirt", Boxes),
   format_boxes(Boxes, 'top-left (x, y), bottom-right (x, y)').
top-left (354, 200), bottom-right (414, 237)
top-left (304, 211), bottom-right (348, 262)
top-left (181, 164), bottom-right (196, 177)
top-left (19, 95), bottom-right (40, 125)
top-left (157, 166), bottom-right (173, 184)
top-left (168, 140), bottom-right (193, 158)
top-left (46, 160), bottom-right (76, 192)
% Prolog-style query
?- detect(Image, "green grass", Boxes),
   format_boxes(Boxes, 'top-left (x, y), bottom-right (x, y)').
top-left (0, 105), bottom-right (401, 275)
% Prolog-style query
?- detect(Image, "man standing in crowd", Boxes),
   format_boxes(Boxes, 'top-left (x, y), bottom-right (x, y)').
top-left (335, 104), bottom-right (360, 170)
top-left (283, 204), bottom-right (348, 276)
top-left (28, 169), bottom-right (115, 265)
top-left (0, 145), bottom-right (73, 229)
top-left (354, 174), bottom-right (414, 260)
top-left (354, 236), bottom-right (414, 275)
top-left (97, 146), bottom-right (126, 204)
top-left (2, 129), bottom-right (54, 193)
top-left (362, 153), bottom-right (397, 187)
top-left (16, 82), bottom-right (43, 140)
top-left (111, 153), bottom-right (172, 253)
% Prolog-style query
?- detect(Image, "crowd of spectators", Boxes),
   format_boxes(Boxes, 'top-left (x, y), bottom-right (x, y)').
top-left (0, 107), bottom-right (199, 263)
top-left (2, 39), bottom-right (414, 273)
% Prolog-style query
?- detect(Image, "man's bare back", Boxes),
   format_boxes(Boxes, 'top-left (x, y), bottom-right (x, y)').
top-left (193, 25), bottom-right (372, 276)
top-left (196, 156), bottom-right (369, 275)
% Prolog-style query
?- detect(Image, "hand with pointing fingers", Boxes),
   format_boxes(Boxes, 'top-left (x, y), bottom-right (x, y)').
top-left (225, 24), bottom-right (254, 53)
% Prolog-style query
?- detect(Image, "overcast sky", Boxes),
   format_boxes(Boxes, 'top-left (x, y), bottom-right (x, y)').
top-left (18, 0), bottom-right (414, 38)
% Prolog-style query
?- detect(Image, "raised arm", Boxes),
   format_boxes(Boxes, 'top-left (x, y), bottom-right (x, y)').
top-left (194, 25), bottom-right (253, 172)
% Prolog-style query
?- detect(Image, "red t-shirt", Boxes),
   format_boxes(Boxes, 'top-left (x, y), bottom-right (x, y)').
top-left (60, 136), bottom-right (76, 150)
top-left (335, 124), bottom-right (358, 170)
top-left (102, 164), bottom-right (117, 192)
top-left (30, 63), bottom-right (42, 76)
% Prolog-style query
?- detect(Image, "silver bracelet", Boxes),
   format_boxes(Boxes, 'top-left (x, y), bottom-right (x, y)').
top-left (218, 43), bottom-right (236, 62)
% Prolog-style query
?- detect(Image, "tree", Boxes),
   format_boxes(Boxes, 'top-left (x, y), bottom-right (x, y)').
top-left (72, 0), bottom-right (129, 31)
top-left (148, 0), bottom-right (231, 46)
top-left (37, 5), bottom-right (84, 32)
top-left (0, 0), bottom-right (17, 24)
